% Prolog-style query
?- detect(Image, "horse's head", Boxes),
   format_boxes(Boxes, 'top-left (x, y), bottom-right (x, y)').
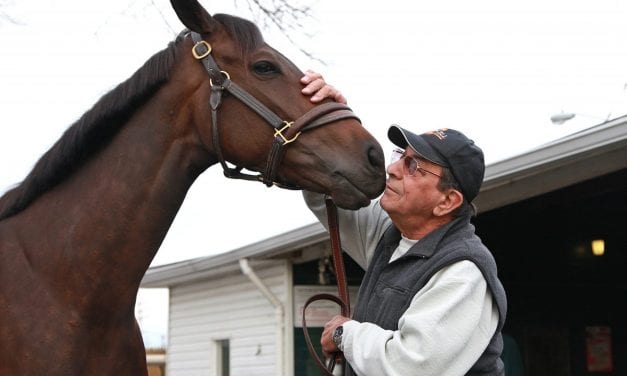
top-left (170, 0), bottom-right (386, 209)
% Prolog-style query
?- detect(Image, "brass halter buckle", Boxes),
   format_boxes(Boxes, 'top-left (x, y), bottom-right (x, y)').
top-left (192, 40), bottom-right (212, 60)
top-left (209, 70), bottom-right (231, 87)
top-left (274, 121), bottom-right (301, 144)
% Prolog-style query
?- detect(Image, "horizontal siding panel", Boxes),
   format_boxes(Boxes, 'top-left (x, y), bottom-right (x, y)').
top-left (170, 325), bottom-right (275, 341)
top-left (170, 276), bottom-right (286, 309)
top-left (169, 342), bottom-right (213, 360)
top-left (167, 359), bottom-right (210, 368)
top-left (167, 260), bottom-right (288, 376)
top-left (170, 318), bottom-right (276, 332)
top-left (171, 265), bottom-right (284, 296)
top-left (170, 310), bottom-right (275, 329)
top-left (232, 365), bottom-right (275, 375)
top-left (169, 310), bottom-right (277, 332)
top-left (167, 343), bottom-right (273, 360)
top-left (230, 347), bottom-right (277, 360)
top-left (171, 289), bottom-right (285, 309)
top-left (169, 317), bottom-right (275, 334)
top-left (169, 295), bottom-right (287, 318)
top-left (170, 299), bottom-right (278, 324)
top-left (170, 298), bottom-right (278, 320)
top-left (170, 278), bottom-right (287, 307)
top-left (173, 269), bottom-right (285, 292)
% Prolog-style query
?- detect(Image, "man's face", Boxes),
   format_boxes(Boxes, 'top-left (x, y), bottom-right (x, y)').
top-left (380, 148), bottom-right (446, 224)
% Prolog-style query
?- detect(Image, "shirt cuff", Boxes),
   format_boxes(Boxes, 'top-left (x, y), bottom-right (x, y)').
top-left (340, 319), bottom-right (360, 354)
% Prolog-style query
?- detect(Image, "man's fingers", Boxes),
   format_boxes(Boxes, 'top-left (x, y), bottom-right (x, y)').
top-left (301, 78), bottom-right (327, 95)
top-left (333, 91), bottom-right (348, 105)
top-left (310, 84), bottom-right (335, 102)
top-left (311, 85), bottom-right (347, 104)
top-left (301, 69), bottom-right (323, 84)
top-left (300, 71), bottom-right (347, 104)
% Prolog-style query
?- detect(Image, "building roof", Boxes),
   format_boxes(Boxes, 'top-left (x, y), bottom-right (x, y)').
top-left (475, 115), bottom-right (627, 211)
top-left (142, 116), bottom-right (627, 287)
top-left (141, 220), bottom-right (328, 287)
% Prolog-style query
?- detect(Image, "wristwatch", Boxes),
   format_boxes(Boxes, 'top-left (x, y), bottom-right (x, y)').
top-left (332, 325), bottom-right (343, 349)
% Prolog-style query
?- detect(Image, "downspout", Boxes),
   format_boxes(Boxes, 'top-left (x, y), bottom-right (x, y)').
top-left (239, 258), bottom-right (285, 376)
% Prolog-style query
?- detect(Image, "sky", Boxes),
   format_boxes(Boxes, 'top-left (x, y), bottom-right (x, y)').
top-left (2, 0), bottom-right (627, 347)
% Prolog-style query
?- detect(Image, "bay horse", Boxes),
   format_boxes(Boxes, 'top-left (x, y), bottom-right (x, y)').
top-left (0, 0), bottom-right (386, 374)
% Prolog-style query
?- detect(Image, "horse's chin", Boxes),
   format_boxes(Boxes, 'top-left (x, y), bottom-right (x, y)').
top-left (277, 167), bottom-right (385, 209)
top-left (329, 191), bottom-right (372, 210)
top-left (326, 173), bottom-right (385, 210)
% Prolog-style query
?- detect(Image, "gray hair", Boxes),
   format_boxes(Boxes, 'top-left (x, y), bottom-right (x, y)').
top-left (437, 167), bottom-right (477, 217)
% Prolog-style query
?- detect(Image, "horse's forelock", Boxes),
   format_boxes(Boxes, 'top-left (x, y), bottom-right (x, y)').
top-left (213, 13), bottom-right (265, 54)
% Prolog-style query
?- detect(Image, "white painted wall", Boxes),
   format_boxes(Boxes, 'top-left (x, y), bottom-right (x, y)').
top-left (165, 260), bottom-right (292, 376)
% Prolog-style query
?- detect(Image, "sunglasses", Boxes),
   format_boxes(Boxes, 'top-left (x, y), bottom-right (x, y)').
top-left (390, 148), bottom-right (442, 178)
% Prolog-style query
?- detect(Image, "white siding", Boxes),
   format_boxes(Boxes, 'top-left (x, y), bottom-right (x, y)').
top-left (166, 260), bottom-right (291, 376)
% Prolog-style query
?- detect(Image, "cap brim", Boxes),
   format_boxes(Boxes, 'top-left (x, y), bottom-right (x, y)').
top-left (388, 124), bottom-right (447, 166)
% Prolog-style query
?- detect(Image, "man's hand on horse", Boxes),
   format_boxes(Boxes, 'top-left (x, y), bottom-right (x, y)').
top-left (301, 70), bottom-right (347, 104)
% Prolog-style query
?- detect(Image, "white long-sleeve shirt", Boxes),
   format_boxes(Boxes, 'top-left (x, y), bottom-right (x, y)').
top-left (303, 191), bottom-right (499, 376)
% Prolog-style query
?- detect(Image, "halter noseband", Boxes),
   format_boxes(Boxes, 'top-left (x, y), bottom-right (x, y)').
top-left (189, 31), bottom-right (360, 188)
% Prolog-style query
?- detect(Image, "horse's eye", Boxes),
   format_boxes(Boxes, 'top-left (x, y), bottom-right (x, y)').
top-left (252, 61), bottom-right (280, 75)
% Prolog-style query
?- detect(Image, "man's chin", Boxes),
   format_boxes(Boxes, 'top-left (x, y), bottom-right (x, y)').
top-left (380, 194), bottom-right (391, 212)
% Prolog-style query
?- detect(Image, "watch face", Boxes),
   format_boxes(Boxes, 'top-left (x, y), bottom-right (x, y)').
top-left (335, 326), bottom-right (343, 336)
top-left (333, 325), bottom-right (343, 347)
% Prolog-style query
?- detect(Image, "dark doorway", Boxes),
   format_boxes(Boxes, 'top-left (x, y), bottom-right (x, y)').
top-left (475, 169), bottom-right (627, 375)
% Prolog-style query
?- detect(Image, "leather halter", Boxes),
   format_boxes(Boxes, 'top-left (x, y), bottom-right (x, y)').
top-left (189, 32), bottom-right (360, 188)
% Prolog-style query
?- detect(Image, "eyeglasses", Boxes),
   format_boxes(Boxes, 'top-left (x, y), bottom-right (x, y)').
top-left (390, 148), bottom-right (442, 178)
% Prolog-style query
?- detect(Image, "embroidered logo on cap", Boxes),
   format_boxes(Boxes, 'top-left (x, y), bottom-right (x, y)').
top-left (426, 128), bottom-right (449, 141)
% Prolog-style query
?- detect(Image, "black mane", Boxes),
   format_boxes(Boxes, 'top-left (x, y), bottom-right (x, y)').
top-left (0, 36), bottom-right (185, 220)
top-left (0, 14), bottom-right (265, 221)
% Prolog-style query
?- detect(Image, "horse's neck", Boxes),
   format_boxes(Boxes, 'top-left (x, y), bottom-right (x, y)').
top-left (17, 85), bottom-right (212, 308)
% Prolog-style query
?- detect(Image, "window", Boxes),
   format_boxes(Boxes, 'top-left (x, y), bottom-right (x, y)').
top-left (215, 339), bottom-right (230, 376)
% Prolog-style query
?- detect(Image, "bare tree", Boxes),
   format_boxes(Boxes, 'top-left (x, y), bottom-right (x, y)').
top-left (240, 0), bottom-right (319, 60)
top-left (0, 0), bottom-right (20, 25)
top-left (1, 0), bottom-right (320, 61)
top-left (147, 0), bottom-right (321, 62)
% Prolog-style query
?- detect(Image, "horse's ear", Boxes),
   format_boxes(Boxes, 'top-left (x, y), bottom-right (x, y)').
top-left (170, 0), bottom-right (218, 34)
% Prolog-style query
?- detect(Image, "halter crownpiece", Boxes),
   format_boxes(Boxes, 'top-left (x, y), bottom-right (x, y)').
top-left (189, 31), bottom-right (361, 188)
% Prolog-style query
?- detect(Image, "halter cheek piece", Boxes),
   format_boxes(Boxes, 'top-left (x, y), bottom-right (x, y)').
top-left (189, 31), bottom-right (360, 188)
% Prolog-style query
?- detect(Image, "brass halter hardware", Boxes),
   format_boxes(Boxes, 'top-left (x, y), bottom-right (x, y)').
top-left (209, 71), bottom-right (230, 87)
top-left (192, 40), bottom-right (212, 59)
top-left (274, 121), bottom-right (301, 144)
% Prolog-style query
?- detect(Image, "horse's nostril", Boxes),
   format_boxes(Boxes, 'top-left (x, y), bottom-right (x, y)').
top-left (367, 144), bottom-right (385, 168)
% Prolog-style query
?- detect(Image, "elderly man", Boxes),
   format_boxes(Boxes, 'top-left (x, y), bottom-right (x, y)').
top-left (301, 71), bottom-right (507, 375)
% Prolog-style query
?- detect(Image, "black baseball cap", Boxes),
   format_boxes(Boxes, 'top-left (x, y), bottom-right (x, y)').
top-left (388, 125), bottom-right (485, 202)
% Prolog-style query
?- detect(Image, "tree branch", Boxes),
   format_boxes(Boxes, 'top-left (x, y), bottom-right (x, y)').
top-left (239, 0), bottom-right (325, 64)
top-left (0, 1), bottom-right (20, 25)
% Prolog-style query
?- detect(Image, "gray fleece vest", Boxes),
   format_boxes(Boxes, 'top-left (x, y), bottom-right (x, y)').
top-left (346, 217), bottom-right (507, 376)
